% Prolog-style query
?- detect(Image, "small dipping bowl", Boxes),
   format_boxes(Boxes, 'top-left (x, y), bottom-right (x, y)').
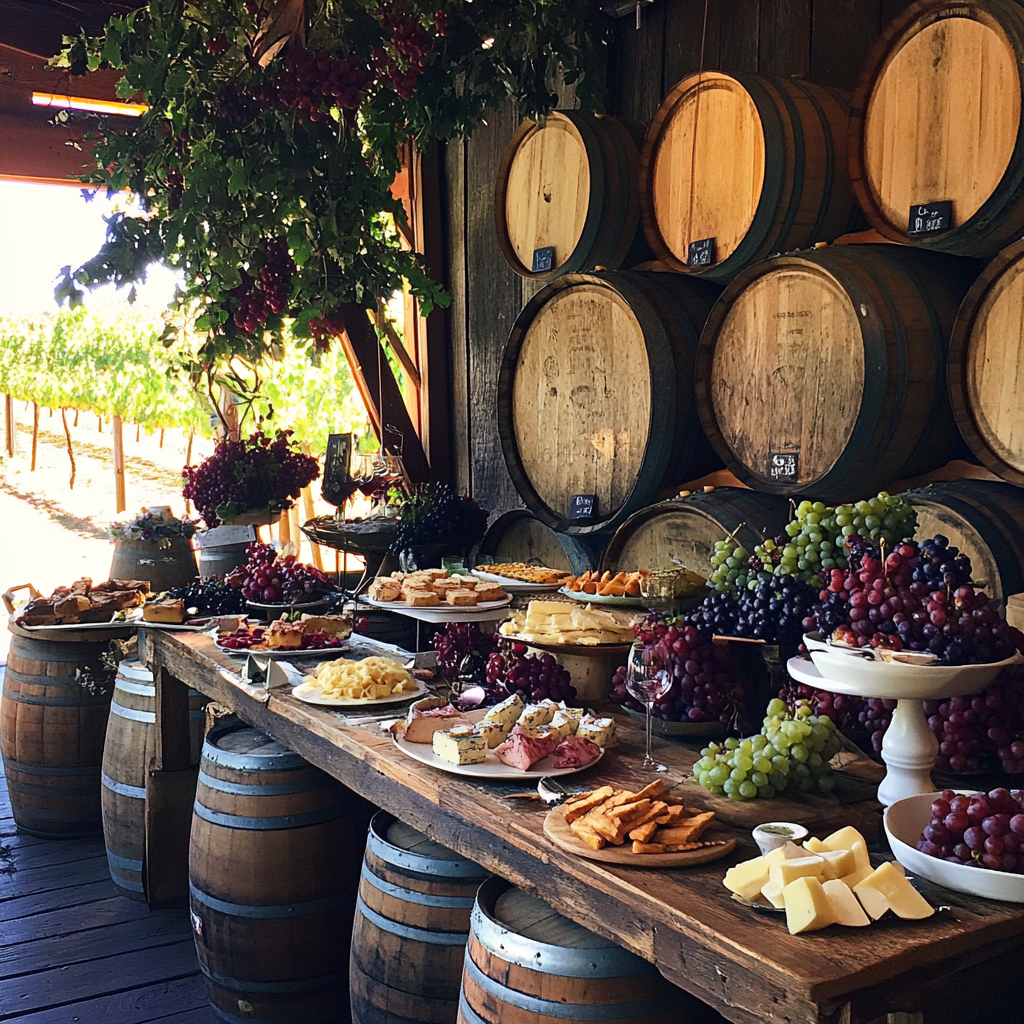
top-left (752, 821), bottom-right (808, 856)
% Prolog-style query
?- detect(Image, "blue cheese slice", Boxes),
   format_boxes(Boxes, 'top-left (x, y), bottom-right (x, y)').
top-left (470, 719), bottom-right (509, 748)
top-left (483, 694), bottom-right (524, 728)
top-left (519, 702), bottom-right (556, 728)
top-left (549, 710), bottom-right (576, 739)
top-left (576, 715), bottom-right (616, 748)
top-left (433, 725), bottom-right (487, 765)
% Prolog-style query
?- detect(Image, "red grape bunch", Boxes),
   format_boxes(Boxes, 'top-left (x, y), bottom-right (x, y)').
top-left (432, 622), bottom-right (496, 693)
top-left (226, 543), bottom-right (334, 604)
top-left (250, 49), bottom-right (372, 121)
top-left (918, 788), bottom-right (1024, 872)
top-left (485, 641), bottom-right (577, 705)
top-left (231, 237), bottom-right (296, 334)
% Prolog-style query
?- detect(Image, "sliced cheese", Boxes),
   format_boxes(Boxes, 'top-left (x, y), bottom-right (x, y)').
top-left (761, 877), bottom-right (787, 909)
top-left (839, 865), bottom-right (874, 889)
top-left (803, 836), bottom-right (828, 854)
top-left (818, 848), bottom-right (857, 880)
top-left (856, 862), bottom-right (934, 920)
top-left (821, 826), bottom-right (866, 853)
top-left (724, 856), bottom-right (772, 900)
top-left (822, 879), bottom-right (870, 927)
top-left (769, 854), bottom-right (825, 888)
top-left (849, 839), bottom-right (871, 872)
top-left (783, 876), bottom-right (837, 935)
top-left (852, 880), bottom-right (890, 921)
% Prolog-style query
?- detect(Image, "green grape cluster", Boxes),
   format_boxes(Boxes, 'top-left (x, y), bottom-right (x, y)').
top-left (709, 493), bottom-right (917, 594)
top-left (694, 698), bottom-right (844, 801)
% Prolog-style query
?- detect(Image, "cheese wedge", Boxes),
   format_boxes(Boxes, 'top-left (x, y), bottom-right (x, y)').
top-left (820, 826), bottom-right (866, 853)
top-left (818, 848), bottom-right (857, 880)
top-left (849, 839), bottom-right (871, 872)
top-left (768, 854), bottom-right (825, 888)
top-left (839, 865), bottom-right (874, 889)
top-left (822, 879), bottom-right (870, 927)
top-left (803, 836), bottom-right (828, 854)
top-left (852, 880), bottom-right (890, 921)
top-left (783, 876), bottom-right (837, 935)
top-left (855, 862), bottom-right (934, 920)
top-left (760, 877), bottom-right (787, 909)
top-left (724, 856), bottom-right (773, 900)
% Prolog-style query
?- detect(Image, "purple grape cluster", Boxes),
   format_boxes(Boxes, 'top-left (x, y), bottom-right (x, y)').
top-left (486, 642), bottom-right (577, 704)
top-left (687, 576), bottom-right (819, 644)
top-left (225, 543), bottom-right (334, 603)
top-left (433, 623), bottom-right (496, 683)
top-left (231, 237), bottom-right (296, 334)
top-left (250, 49), bottom-right (372, 120)
top-left (918, 788), bottom-right (1024, 872)
top-left (182, 430), bottom-right (319, 528)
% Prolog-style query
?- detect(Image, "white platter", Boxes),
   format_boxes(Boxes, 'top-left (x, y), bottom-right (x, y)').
top-left (214, 639), bottom-right (349, 660)
top-left (362, 594), bottom-right (513, 622)
top-left (558, 586), bottom-right (643, 608)
top-left (393, 709), bottom-right (605, 779)
top-left (885, 790), bottom-right (1024, 903)
top-left (291, 678), bottom-right (428, 707)
top-left (471, 569), bottom-right (563, 593)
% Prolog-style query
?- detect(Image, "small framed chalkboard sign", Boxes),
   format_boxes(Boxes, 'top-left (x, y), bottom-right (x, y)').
top-left (532, 246), bottom-right (555, 273)
top-left (766, 452), bottom-right (799, 483)
top-left (907, 201), bottom-right (952, 235)
top-left (569, 493), bottom-right (597, 519)
top-left (688, 237), bottom-right (716, 267)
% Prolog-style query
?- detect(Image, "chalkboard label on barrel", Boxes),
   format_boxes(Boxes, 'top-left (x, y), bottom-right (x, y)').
top-left (907, 201), bottom-right (952, 235)
top-left (688, 237), bottom-right (716, 267)
top-left (569, 494), bottom-right (597, 519)
top-left (767, 452), bottom-right (799, 482)
top-left (532, 247), bottom-right (555, 273)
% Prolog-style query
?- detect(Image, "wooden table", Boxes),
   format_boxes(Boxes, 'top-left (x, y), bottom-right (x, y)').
top-left (142, 630), bottom-right (1024, 1024)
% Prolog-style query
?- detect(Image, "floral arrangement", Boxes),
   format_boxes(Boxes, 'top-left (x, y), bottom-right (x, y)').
top-left (182, 429), bottom-right (320, 528)
top-left (107, 508), bottom-right (199, 547)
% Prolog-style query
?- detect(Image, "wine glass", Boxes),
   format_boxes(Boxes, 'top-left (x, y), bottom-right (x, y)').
top-left (625, 642), bottom-right (672, 772)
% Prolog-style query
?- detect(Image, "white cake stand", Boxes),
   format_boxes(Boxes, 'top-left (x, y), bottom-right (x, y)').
top-left (788, 638), bottom-right (1020, 807)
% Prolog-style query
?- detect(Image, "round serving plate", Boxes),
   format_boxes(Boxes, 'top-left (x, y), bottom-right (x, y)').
top-left (472, 569), bottom-right (563, 593)
top-left (558, 586), bottom-right (643, 608)
top-left (500, 633), bottom-right (634, 655)
top-left (291, 678), bottom-right (428, 707)
top-left (213, 638), bottom-right (349, 659)
top-left (245, 597), bottom-right (333, 619)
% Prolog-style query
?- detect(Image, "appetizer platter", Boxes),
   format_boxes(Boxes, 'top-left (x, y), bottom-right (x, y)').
top-left (366, 568), bottom-right (512, 611)
top-left (471, 563), bottom-right (570, 593)
top-left (558, 587), bottom-right (643, 608)
top-left (291, 656), bottom-right (427, 706)
top-left (213, 614), bottom-right (353, 657)
top-left (12, 577), bottom-right (151, 629)
top-left (561, 569), bottom-right (647, 602)
top-left (498, 600), bottom-right (637, 647)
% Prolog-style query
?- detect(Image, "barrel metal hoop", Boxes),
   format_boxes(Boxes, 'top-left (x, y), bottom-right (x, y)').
top-left (192, 800), bottom-right (340, 831)
top-left (101, 771), bottom-right (146, 799)
top-left (111, 875), bottom-right (145, 893)
top-left (110, 703), bottom-right (156, 724)
top-left (114, 679), bottom-right (156, 697)
top-left (1, 688), bottom-right (111, 707)
top-left (359, 861), bottom-right (477, 909)
top-left (190, 881), bottom-right (352, 918)
top-left (462, 950), bottom-right (673, 1020)
top-left (355, 893), bottom-right (468, 945)
top-left (367, 815), bottom-right (486, 878)
top-left (199, 962), bottom-right (349, 994)
top-left (106, 849), bottom-right (144, 872)
top-left (457, 991), bottom-right (488, 1024)
top-left (469, 902), bottom-right (654, 978)
top-left (201, 745), bottom-right (307, 772)
top-left (197, 769), bottom-right (330, 798)
top-left (3, 758), bottom-right (101, 777)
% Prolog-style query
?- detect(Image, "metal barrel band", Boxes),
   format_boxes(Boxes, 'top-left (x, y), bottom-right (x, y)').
top-left (6, 776), bottom-right (98, 796)
top-left (106, 848), bottom-right (144, 872)
top-left (198, 963), bottom-right (349, 994)
top-left (360, 861), bottom-right (477, 909)
top-left (110, 703), bottom-right (157, 724)
top-left (462, 950), bottom-right (675, 1021)
top-left (469, 902), bottom-right (655, 978)
top-left (192, 800), bottom-right (341, 831)
top-left (189, 881), bottom-right (353, 919)
top-left (355, 893), bottom-right (469, 945)
top-left (4, 758), bottom-right (102, 777)
top-left (202, 740), bottom-right (308, 772)
top-left (197, 768), bottom-right (330, 797)
top-left (2, 689), bottom-right (111, 707)
top-left (101, 771), bottom-right (147, 799)
top-left (114, 679), bottom-right (156, 697)
top-left (367, 814), bottom-right (486, 878)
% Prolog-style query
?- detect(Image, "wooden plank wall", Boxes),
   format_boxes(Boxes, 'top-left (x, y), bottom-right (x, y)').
top-left (443, 0), bottom-right (914, 515)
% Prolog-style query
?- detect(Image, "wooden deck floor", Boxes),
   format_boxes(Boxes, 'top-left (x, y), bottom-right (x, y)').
top-left (0, 673), bottom-right (217, 1023)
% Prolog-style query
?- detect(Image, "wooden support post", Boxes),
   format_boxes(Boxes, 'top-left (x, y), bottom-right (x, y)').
top-left (184, 429), bottom-right (194, 516)
top-left (112, 414), bottom-right (126, 513)
top-left (4, 395), bottom-right (15, 458)
top-left (301, 485), bottom-right (323, 570)
top-left (159, 428), bottom-right (164, 448)
top-left (30, 402), bottom-right (38, 471)
top-left (279, 506), bottom-right (292, 550)
top-left (289, 504), bottom-right (301, 560)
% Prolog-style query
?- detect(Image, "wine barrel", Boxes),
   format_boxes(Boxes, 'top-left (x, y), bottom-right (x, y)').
top-left (0, 630), bottom-right (114, 837)
top-left (849, 0), bottom-right (1024, 256)
top-left (948, 238), bottom-right (1024, 485)
top-left (189, 721), bottom-right (370, 1024)
top-left (109, 536), bottom-right (198, 592)
top-left (695, 245), bottom-right (976, 499)
top-left (478, 510), bottom-right (603, 575)
top-left (459, 878), bottom-right (702, 1024)
top-left (350, 812), bottom-right (488, 1024)
top-left (499, 272), bottom-right (723, 536)
top-left (638, 72), bottom-right (855, 281)
top-left (902, 480), bottom-right (1024, 609)
top-left (101, 660), bottom-right (207, 899)
top-left (600, 489), bottom-right (791, 576)
top-left (495, 111), bottom-right (646, 280)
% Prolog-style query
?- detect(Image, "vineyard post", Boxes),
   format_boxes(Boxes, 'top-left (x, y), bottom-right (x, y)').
top-left (61, 408), bottom-right (76, 489)
top-left (30, 403), bottom-right (39, 471)
top-left (289, 504), bottom-right (301, 561)
top-left (4, 395), bottom-right (15, 457)
top-left (279, 506), bottom-right (292, 550)
top-left (112, 415), bottom-right (126, 513)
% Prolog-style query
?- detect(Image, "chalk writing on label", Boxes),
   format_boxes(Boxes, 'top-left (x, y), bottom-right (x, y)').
top-left (907, 201), bottom-right (952, 235)
top-left (767, 452), bottom-right (799, 482)
top-left (569, 494), bottom-right (597, 519)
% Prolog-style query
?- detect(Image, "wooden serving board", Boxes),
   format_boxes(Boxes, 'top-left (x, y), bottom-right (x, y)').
top-left (543, 807), bottom-right (736, 868)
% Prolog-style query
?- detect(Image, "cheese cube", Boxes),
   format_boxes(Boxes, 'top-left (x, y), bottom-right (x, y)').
top-left (821, 880), bottom-right (870, 927)
top-left (576, 715), bottom-right (616, 747)
top-left (852, 880), bottom-right (890, 921)
top-left (839, 865), bottom-right (874, 889)
top-left (821, 826), bottom-right (866, 852)
top-left (768, 854), bottom-right (825, 888)
top-left (483, 694), bottom-right (524, 728)
top-left (783, 877), bottom-right (837, 935)
top-left (849, 839), bottom-right (871, 872)
top-left (779, 841), bottom-right (807, 860)
top-left (470, 719), bottom-right (509, 748)
top-left (855, 862), bottom-right (934, 920)
top-left (761, 878), bottom-right (787, 909)
top-left (432, 726), bottom-right (487, 765)
top-left (818, 848), bottom-right (857, 880)
top-left (723, 856), bottom-right (771, 900)
top-left (803, 836), bottom-right (828, 854)
top-left (519, 702), bottom-right (556, 728)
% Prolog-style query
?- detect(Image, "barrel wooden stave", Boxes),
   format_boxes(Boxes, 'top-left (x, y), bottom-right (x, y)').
top-left (949, 238), bottom-right (1024, 484)
top-left (1, 633), bottom-right (113, 837)
top-left (696, 245), bottom-right (975, 499)
top-left (109, 536), bottom-right (198, 592)
top-left (189, 722), bottom-right (369, 1023)
top-left (600, 490), bottom-right (791, 575)
top-left (101, 660), bottom-right (206, 898)
top-left (849, 0), bottom-right (1024, 256)
top-left (351, 813), bottom-right (488, 1024)
top-left (500, 272), bottom-right (721, 535)
top-left (640, 72), bottom-right (854, 280)
top-left (459, 879), bottom-right (703, 1024)
top-left (903, 480), bottom-right (1024, 610)
top-left (479, 510), bottom-right (603, 574)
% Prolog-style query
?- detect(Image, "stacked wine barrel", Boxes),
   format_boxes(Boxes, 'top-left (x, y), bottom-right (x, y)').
top-left (489, 1), bottom-right (1024, 578)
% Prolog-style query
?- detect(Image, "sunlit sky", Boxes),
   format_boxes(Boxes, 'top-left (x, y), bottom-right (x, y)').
top-left (0, 180), bottom-right (178, 315)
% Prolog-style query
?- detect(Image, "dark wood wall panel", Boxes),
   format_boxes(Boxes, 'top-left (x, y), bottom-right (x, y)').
top-left (444, 0), bottom-right (916, 511)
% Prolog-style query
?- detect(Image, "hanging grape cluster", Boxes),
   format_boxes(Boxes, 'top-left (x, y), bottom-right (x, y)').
top-left (230, 238), bottom-right (296, 335)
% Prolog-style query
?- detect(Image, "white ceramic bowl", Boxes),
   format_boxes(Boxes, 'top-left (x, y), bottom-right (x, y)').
top-left (752, 821), bottom-right (808, 856)
top-left (884, 790), bottom-right (1024, 903)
